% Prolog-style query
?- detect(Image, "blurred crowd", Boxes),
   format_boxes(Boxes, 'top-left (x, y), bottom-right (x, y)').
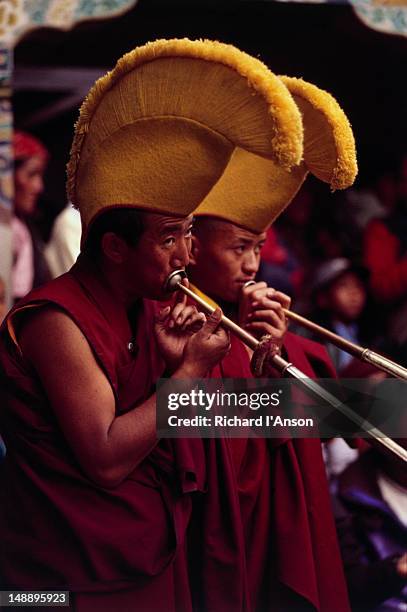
top-left (0, 131), bottom-right (81, 321)
top-left (4, 131), bottom-right (407, 375)
top-left (1, 131), bottom-right (406, 610)
top-left (258, 160), bottom-right (407, 609)
top-left (259, 154), bottom-right (407, 373)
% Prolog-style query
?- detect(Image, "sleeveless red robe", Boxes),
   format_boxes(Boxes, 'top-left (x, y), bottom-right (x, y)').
top-left (0, 258), bottom-right (207, 611)
top-left (187, 328), bottom-right (350, 612)
top-left (0, 258), bottom-right (350, 611)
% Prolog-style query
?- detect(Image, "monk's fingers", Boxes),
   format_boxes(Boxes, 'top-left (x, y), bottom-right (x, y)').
top-left (252, 290), bottom-right (290, 310)
top-left (247, 308), bottom-right (286, 330)
top-left (181, 311), bottom-right (206, 333)
top-left (272, 290), bottom-right (291, 310)
top-left (168, 302), bottom-right (189, 327)
top-left (245, 321), bottom-right (285, 340)
top-left (253, 288), bottom-right (290, 309)
top-left (246, 307), bottom-right (287, 336)
top-left (251, 297), bottom-right (284, 312)
top-left (251, 293), bottom-right (285, 310)
top-left (241, 281), bottom-right (267, 300)
top-left (249, 286), bottom-right (276, 304)
top-left (171, 305), bottom-right (200, 327)
top-left (155, 305), bottom-right (171, 324)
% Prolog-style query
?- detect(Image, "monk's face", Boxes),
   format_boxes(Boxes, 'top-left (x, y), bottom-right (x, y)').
top-left (189, 219), bottom-right (266, 303)
top-left (127, 213), bottom-right (193, 300)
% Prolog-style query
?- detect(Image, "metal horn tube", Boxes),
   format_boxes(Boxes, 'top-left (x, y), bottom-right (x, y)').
top-left (164, 271), bottom-right (407, 464)
top-left (242, 279), bottom-right (407, 380)
top-left (282, 309), bottom-right (407, 381)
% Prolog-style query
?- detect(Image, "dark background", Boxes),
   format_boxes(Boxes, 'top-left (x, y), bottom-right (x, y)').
top-left (13, 0), bottom-right (407, 226)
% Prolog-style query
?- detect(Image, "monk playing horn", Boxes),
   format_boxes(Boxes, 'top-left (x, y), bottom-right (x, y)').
top-left (0, 40), bottom-right (304, 610)
top-left (186, 76), bottom-right (357, 612)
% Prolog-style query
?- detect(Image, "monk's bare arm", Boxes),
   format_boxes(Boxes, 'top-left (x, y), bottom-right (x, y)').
top-left (18, 306), bottom-right (229, 488)
top-left (19, 307), bottom-right (160, 488)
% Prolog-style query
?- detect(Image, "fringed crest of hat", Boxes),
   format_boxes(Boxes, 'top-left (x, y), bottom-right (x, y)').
top-left (66, 38), bottom-right (304, 234)
top-left (195, 75), bottom-right (357, 233)
top-left (280, 76), bottom-right (357, 190)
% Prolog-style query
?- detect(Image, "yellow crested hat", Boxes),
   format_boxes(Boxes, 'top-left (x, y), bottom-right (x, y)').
top-left (195, 76), bottom-right (358, 232)
top-left (67, 38), bottom-right (304, 234)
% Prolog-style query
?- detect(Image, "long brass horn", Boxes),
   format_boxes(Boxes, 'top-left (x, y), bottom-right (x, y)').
top-left (282, 310), bottom-right (407, 380)
top-left (164, 270), bottom-right (407, 465)
top-left (240, 279), bottom-right (407, 380)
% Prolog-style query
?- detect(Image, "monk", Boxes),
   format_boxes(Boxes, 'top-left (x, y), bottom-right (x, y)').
top-left (0, 209), bottom-right (229, 604)
top-left (0, 39), bottom-right (305, 611)
top-left (187, 215), bottom-right (350, 612)
top-left (185, 75), bottom-right (358, 612)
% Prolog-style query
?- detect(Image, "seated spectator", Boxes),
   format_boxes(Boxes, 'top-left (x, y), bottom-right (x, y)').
top-left (333, 446), bottom-right (407, 611)
top-left (45, 204), bottom-right (81, 277)
top-left (307, 258), bottom-right (372, 375)
top-left (12, 131), bottom-right (51, 302)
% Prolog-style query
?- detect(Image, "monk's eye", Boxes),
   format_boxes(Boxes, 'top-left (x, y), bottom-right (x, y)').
top-left (164, 237), bottom-right (175, 247)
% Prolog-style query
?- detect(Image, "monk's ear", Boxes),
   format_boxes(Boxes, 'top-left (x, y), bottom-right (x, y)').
top-left (189, 234), bottom-right (200, 266)
top-left (101, 232), bottom-right (129, 264)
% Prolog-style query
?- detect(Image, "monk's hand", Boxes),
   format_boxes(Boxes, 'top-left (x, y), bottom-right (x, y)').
top-left (154, 291), bottom-right (206, 373)
top-left (181, 308), bottom-right (231, 377)
top-left (167, 277), bottom-right (206, 335)
top-left (239, 281), bottom-right (290, 350)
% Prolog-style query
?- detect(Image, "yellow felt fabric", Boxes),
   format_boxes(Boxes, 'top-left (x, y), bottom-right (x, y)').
top-left (195, 148), bottom-right (308, 232)
top-left (281, 76), bottom-right (357, 190)
top-left (195, 75), bottom-right (357, 233)
top-left (67, 38), bottom-right (304, 232)
top-left (77, 117), bottom-right (234, 227)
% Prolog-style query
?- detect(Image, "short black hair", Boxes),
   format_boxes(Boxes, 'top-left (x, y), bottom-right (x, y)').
top-left (83, 207), bottom-right (145, 257)
top-left (193, 216), bottom-right (229, 238)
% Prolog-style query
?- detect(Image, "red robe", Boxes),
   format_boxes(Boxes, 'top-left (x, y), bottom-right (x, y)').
top-left (0, 258), bottom-right (207, 611)
top-left (188, 330), bottom-right (350, 612)
top-left (0, 258), bottom-right (349, 611)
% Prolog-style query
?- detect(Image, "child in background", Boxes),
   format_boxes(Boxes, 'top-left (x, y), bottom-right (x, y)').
top-left (309, 258), bottom-right (373, 376)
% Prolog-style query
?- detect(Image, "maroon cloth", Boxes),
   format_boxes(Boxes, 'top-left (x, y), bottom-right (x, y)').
top-left (279, 333), bottom-right (350, 611)
top-left (0, 258), bottom-right (349, 611)
top-left (193, 332), bottom-right (350, 612)
top-left (0, 258), bottom-right (206, 609)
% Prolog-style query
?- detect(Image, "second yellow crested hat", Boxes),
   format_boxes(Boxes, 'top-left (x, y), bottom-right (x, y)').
top-left (195, 76), bottom-right (358, 232)
top-left (67, 38), bottom-right (304, 234)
